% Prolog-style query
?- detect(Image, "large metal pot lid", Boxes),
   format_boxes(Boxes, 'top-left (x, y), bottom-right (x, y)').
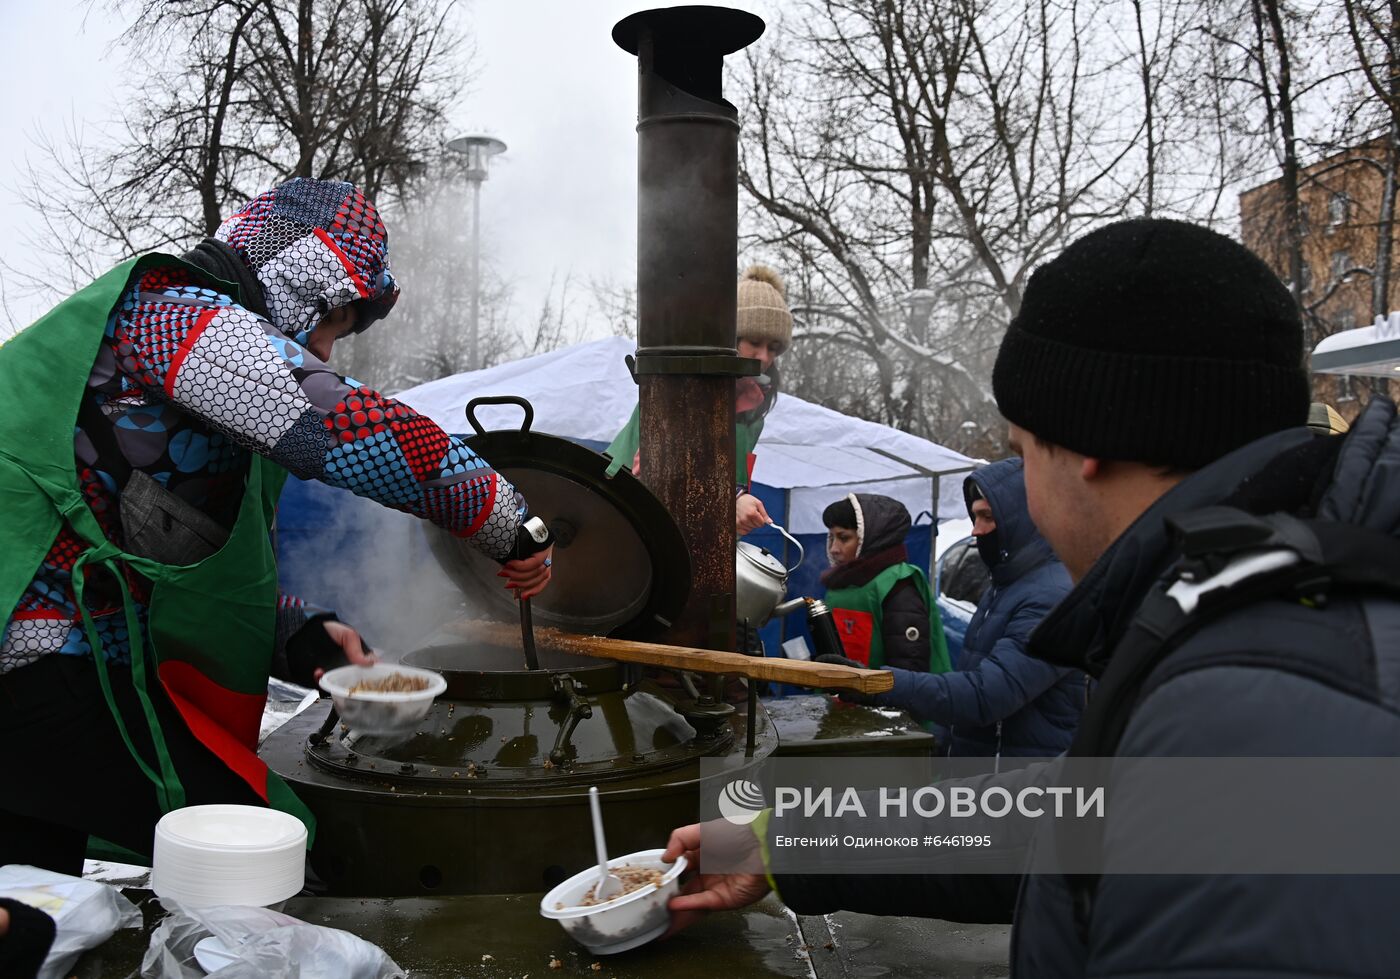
top-left (425, 397), bottom-right (690, 640)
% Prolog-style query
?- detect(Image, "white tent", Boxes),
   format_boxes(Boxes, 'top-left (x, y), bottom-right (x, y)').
top-left (397, 337), bottom-right (979, 533)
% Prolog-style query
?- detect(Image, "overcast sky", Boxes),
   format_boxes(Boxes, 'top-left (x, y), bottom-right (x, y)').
top-left (0, 0), bottom-right (774, 337)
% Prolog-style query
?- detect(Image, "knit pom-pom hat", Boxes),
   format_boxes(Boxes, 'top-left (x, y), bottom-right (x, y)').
top-left (737, 264), bottom-right (793, 353)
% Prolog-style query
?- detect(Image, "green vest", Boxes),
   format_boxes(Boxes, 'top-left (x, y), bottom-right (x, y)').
top-left (605, 403), bottom-right (764, 489)
top-left (0, 255), bottom-right (314, 840)
top-left (825, 563), bottom-right (950, 672)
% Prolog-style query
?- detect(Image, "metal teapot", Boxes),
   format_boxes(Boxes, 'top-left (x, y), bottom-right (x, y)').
top-left (735, 523), bottom-right (805, 627)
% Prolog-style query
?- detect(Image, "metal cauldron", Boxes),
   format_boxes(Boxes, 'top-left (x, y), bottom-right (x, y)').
top-left (260, 639), bottom-right (777, 896)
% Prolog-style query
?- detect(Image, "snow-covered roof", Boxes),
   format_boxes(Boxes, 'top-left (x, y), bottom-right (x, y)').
top-left (1312, 314), bottom-right (1400, 377)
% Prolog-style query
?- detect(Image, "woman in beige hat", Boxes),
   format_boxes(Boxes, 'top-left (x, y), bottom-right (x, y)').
top-left (607, 263), bottom-right (794, 536)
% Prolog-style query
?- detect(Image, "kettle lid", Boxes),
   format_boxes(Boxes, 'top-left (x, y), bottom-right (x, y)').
top-left (737, 540), bottom-right (788, 578)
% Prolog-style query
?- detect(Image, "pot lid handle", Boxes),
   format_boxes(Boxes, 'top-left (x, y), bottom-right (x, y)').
top-left (465, 396), bottom-right (534, 437)
top-left (770, 522), bottom-right (805, 574)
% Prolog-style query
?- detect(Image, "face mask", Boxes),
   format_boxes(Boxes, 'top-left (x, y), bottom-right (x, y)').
top-left (974, 529), bottom-right (1002, 567)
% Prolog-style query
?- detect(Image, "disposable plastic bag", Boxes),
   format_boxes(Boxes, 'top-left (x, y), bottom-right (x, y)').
top-left (0, 863), bottom-right (142, 979)
top-left (141, 901), bottom-right (404, 978)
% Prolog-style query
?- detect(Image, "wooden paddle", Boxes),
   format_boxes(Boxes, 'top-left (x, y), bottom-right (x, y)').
top-left (444, 618), bottom-right (893, 694)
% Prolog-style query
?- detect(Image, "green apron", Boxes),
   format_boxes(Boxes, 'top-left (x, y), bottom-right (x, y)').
top-left (0, 255), bottom-right (314, 838)
top-left (825, 563), bottom-right (951, 672)
top-left (606, 402), bottom-right (764, 489)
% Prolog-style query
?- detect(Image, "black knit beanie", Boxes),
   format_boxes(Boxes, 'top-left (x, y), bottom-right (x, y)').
top-left (992, 219), bottom-right (1310, 469)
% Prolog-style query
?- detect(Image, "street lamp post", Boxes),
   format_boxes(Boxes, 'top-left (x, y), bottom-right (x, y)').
top-left (446, 134), bottom-right (507, 371)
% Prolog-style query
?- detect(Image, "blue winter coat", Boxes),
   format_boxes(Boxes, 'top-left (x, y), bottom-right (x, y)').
top-left (875, 458), bottom-right (1084, 759)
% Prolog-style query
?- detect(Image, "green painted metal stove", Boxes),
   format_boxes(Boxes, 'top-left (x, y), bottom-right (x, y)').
top-left (261, 640), bottom-right (777, 896)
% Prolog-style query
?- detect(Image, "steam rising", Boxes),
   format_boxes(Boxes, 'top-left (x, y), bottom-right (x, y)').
top-left (277, 480), bottom-right (490, 661)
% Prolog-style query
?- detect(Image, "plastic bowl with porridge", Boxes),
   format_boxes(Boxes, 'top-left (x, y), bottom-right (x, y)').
top-left (539, 849), bottom-right (687, 954)
top-left (318, 663), bottom-right (446, 734)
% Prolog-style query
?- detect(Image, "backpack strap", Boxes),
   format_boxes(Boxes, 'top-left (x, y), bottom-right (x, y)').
top-left (1060, 506), bottom-right (1400, 941)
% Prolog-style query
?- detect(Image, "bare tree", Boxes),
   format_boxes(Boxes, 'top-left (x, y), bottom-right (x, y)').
top-left (12, 0), bottom-right (466, 297)
top-left (1212, 0), bottom-right (1391, 414)
top-left (1254, 0), bottom-right (1308, 309)
top-left (738, 0), bottom-right (1222, 452)
top-left (343, 160), bottom-right (508, 390)
top-left (348, 162), bottom-right (588, 393)
top-left (588, 276), bottom-right (638, 341)
top-left (501, 272), bottom-right (592, 365)
top-left (1340, 0), bottom-right (1400, 317)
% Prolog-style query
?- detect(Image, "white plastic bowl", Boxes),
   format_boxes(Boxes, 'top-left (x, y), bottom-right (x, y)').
top-left (539, 850), bottom-right (687, 955)
top-left (152, 805), bottom-right (306, 908)
top-left (318, 663), bottom-right (446, 734)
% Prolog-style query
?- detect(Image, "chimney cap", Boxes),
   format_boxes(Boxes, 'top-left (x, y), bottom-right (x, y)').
top-left (613, 5), bottom-right (764, 58)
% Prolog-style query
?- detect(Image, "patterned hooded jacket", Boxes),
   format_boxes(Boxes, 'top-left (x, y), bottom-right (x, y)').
top-left (213, 178), bottom-right (399, 342)
top-left (1, 179), bottom-right (530, 675)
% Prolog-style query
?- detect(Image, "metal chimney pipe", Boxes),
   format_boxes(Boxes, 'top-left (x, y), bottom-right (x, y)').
top-left (613, 6), bottom-right (764, 652)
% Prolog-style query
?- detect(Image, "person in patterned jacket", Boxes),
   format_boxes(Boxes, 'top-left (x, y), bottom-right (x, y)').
top-left (0, 178), bottom-right (553, 874)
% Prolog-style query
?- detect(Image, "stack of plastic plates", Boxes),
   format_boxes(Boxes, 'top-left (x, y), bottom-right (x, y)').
top-left (152, 805), bottom-right (306, 907)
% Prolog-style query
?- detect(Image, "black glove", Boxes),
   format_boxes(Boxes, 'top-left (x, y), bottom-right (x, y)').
top-left (509, 515), bottom-right (555, 562)
top-left (279, 613), bottom-right (361, 689)
top-left (0, 898), bottom-right (56, 979)
top-left (814, 653), bottom-right (879, 706)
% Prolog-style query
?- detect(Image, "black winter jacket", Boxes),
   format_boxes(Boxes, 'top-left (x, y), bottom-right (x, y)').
top-left (772, 399), bottom-right (1400, 977)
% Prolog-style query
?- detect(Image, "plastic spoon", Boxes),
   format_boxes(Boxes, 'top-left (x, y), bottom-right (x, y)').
top-left (588, 786), bottom-right (623, 902)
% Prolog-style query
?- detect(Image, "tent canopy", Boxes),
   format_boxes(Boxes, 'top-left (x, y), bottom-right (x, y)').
top-left (397, 336), bottom-right (979, 533)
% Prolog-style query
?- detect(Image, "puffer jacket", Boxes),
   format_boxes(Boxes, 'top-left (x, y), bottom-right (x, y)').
top-left (873, 459), bottom-right (1082, 759)
top-left (773, 398), bottom-right (1400, 977)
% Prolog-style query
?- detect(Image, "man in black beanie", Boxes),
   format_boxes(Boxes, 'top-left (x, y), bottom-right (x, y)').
top-left (991, 217), bottom-right (1311, 582)
top-left (658, 218), bottom-right (1400, 976)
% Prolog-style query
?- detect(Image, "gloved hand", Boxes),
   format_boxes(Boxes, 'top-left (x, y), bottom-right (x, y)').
top-left (814, 653), bottom-right (880, 706)
top-left (282, 613), bottom-right (376, 688)
top-left (510, 516), bottom-right (555, 560)
top-left (0, 897), bottom-right (56, 979)
top-left (500, 516), bottom-right (555, 601)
